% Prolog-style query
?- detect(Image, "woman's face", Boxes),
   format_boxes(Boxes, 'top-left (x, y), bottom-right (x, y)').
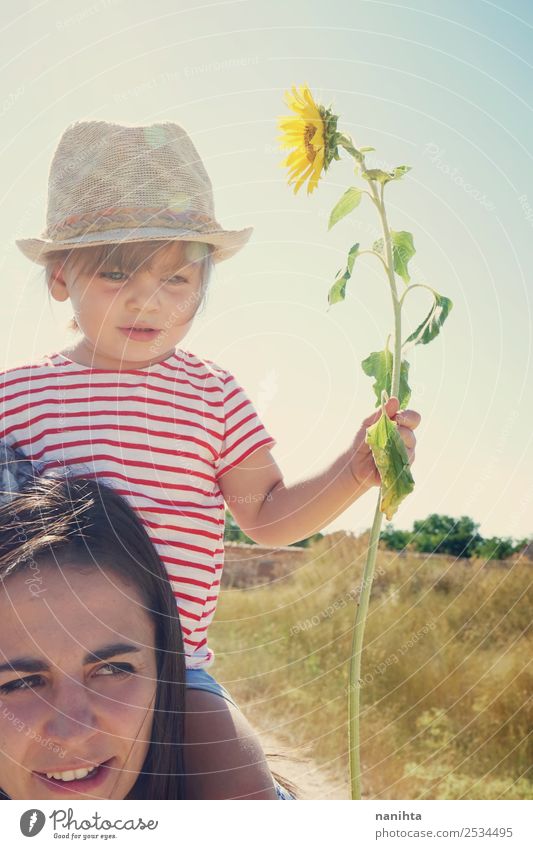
top-left (0, 563), bottom-right (157, 800)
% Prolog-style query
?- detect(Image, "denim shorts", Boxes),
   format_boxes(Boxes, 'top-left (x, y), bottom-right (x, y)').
top-left (184, 668), bottom-right (296, 800)
top-left (185, 668), bottom-right (240, 709)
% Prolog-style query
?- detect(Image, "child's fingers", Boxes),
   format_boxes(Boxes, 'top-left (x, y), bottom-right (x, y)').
top-left (385, 397), bottom-right (400, 419)
top-left (362, 396), bottom-right (399, 428)
top-left (397, 425), bottom-right (416, 450)
top-left (393, 409), bottom-right (422, 429)
top-left (360, 399), bottom-right (422, 436)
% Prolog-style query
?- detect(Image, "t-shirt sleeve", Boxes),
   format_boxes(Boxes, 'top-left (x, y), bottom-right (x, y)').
top-left (215, 369), bottom-right (276, 480)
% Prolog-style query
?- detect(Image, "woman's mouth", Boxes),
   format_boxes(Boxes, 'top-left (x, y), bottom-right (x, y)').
top-left (118, 327), bottom-right (161, 342)
top-left (34, 757), bottom-right (115, 794)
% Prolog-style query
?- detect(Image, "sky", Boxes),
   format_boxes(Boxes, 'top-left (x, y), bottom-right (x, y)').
top-left (1, 0), bottom-right (532, 541)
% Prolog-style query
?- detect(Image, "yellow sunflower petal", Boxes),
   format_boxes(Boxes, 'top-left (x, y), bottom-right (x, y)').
top-left (307, 160), bottom-right (324, 194)
top-left (293, 160), bottom-right (316, 194)
top-left (283, 148), bottom-right (306, 167)
top-left (278, 83), bottom-right (337, 194)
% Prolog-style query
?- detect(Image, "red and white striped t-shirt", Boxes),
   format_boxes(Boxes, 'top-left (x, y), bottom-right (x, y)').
top-left (0, 348), bottom-right (276, 669)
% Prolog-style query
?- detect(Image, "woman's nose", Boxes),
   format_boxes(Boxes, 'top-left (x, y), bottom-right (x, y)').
top-left (42, 683), bottom-right (99, 744)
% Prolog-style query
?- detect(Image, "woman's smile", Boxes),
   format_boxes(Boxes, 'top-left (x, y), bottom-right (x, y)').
top-left (33, 757), bottom-right (117, 796)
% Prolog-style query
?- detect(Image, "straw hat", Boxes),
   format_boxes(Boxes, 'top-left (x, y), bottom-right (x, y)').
top-left (16, 120), bottom-right (253, 265)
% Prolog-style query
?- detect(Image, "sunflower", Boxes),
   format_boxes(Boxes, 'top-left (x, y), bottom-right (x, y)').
top-left (278, 83), bottom-right (341, 195)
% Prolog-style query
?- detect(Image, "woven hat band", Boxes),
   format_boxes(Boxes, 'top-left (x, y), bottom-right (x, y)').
top-left (46, 207), bottom-right (217, 241)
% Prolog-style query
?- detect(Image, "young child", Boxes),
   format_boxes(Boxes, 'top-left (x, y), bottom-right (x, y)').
top-left (3, 120), bottom-right (420, 799)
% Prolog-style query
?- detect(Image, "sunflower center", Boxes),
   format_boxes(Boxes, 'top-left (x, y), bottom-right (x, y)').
top-left (303, 124), bottom-right (317, 163)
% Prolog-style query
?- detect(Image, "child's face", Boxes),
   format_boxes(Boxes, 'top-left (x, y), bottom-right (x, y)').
top-left (50, 241), bottom-right (205, 369)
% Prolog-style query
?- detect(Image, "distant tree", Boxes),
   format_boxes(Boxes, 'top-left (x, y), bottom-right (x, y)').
top-left (381, 516), bottom-right (529, 561)
top-left (411, 514), bottom-right (482, 558)
top-left (474, 536), bottom-right (522, 560)
top-left (514, 536), bottom-right (532, 555)
top-left (380, 523), bottom-right (412, 551)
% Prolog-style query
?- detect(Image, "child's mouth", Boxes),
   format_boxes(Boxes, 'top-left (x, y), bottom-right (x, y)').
top-left (119, 327), bottom-right (160, 342)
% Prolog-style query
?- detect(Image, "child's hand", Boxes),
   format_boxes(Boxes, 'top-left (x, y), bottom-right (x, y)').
top-left (350, 396), bottom-right (421, 490)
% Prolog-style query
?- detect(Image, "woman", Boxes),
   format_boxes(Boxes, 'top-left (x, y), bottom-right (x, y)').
top-left (0, 446), bottom-right (295, 799)
top-left (0, 467), bottom-right (186, 800)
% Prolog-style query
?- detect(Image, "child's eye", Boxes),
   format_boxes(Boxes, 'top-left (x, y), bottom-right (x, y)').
top-left (100, 271), bottom-right (127, 282)
top-left (0, 674), bottom-right (44, 694)
top-left (93, 662), bottom-right (134, 678)
top-left (164, 276), bottom-right (188, 285)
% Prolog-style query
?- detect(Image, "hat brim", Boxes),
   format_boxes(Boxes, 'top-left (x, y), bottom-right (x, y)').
top-left (15, 225), bottom-right (254, 266)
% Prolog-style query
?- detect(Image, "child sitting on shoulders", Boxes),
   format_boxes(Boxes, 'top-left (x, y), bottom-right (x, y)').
top-left (2, 119), bottom-right (420, 798)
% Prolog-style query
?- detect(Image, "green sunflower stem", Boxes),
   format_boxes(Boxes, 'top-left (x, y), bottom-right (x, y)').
top-left (348, 492), bottom-right (383, 799)
top-left (348, 176), bottom-right (403, 800)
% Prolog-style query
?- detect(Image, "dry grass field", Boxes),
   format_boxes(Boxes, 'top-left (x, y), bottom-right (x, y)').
top-left (209, 533), bottom-right (532, 799)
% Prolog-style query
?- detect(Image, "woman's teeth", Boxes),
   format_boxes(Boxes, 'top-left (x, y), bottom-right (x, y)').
top-left (45, 766), bottom-right (98, 782)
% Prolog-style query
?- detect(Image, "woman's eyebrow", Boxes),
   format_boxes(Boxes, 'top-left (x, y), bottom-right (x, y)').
top-left (0, 657), bottom-right (48, 674)
top-left (0, 644), bottom-right (141, 675)
top-left (83, 643), bottom-right (142, 664)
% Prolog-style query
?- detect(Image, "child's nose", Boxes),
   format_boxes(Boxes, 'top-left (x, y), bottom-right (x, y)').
top-left (125, 274), bottom-right (161, 311)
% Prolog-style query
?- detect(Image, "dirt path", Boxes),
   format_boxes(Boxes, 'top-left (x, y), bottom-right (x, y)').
top-left (259, 729), bottom-right (351, 800)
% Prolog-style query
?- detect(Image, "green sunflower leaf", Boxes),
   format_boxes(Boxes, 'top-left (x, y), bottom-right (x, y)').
top-left (365, 411), bottom-right (415, 520)
top-left (403, 291), bottom-right (453, 347)
top-left (388, 165), bottom-right (412, 181)
top-left (364, 169), bottom-right (390, 184)
top-left (328, 188), bottom-right (363, 230)
top-left (363, 165), bottom-right (411, 185)
top-left (373, 230), bottom-right (415, 284)
top-left (361, 349), bottom-right (411, 409)
top-left (328, 243), bottom-right (360, 306)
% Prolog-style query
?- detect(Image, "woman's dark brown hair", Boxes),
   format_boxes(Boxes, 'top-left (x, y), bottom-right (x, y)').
top-left (0, 473), bottom-right (186, 800)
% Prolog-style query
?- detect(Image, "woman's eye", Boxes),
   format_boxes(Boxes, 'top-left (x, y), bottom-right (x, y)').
top-left (0, 675), bottom-right (44, 694)
top-left (94, 662), bottom-right (134, 678)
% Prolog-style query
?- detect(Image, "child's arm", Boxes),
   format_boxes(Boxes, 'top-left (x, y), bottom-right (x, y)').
top-left (219, 396), bottom-right (420, 546)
